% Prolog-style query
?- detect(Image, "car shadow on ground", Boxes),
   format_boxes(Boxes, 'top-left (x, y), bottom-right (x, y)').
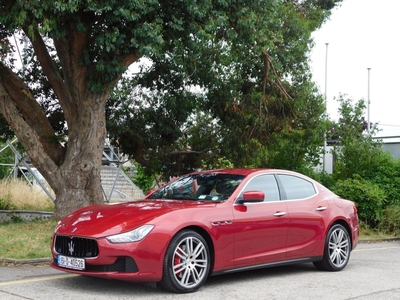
top-left (206, 263), bottom-right (317, 285)
top-left (50, 263), bottom-right (319, 296)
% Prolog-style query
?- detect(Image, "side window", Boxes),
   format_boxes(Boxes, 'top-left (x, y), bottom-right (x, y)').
top-left (242, 174), bottom-right (280, 202)
top-left (277, 175), bottom-right (316, 200)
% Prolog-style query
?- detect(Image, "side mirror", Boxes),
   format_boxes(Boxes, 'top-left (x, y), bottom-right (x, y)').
top-left (237, 190), bottom-right (265, 204)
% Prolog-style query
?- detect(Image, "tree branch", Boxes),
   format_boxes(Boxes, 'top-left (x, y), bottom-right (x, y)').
top-left (0, 62), bottom-right (65, 164)
top-left (0, 82), bottom-right (60, 185)
top-left (23, 26), bottom-right (77, 124)
top-left (262, 51), bottom-right (293, 101)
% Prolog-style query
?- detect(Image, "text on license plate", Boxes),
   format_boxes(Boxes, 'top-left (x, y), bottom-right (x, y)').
top-left (57, 255), bottom-right (85, 270)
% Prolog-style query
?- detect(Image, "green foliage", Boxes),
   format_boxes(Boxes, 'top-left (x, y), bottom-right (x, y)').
top-left (0, 152), bottom-right (12, 180)
top-left (379, 205), bottom-right (400, 236)
top-left (1, 0), bottom-right (170, 88)
top-left (128, 161), bottom-right (156, 193)
top-left (333, 177), bottom-right (386, 227)
top-left (329, 95), bottom-right (382, 180)
top-left (201, 156), bottom-right (234, 171)
top-left (327, 95), bottom-right (400, 230)
top-left (0, 194), bottom-right (17, 210)
top-left (106, 1), bottom-right (339, 177)
top-left (305, 170), bottom-right (336, 190)
top-left (364, 156), bottom-right (400, 206)
top-left (0, 165), bottom-right (10, 180)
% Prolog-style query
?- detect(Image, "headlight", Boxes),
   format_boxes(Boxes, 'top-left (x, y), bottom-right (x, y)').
top-left (106, 225), bottom-right (154, 243)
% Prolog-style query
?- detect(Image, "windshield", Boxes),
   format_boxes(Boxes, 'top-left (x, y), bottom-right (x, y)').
top-left (148, 173), bottom-right (245, 202)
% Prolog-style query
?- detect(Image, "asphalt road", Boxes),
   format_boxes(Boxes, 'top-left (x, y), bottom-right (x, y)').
top-left (1, 240), bottom-right (399, 300)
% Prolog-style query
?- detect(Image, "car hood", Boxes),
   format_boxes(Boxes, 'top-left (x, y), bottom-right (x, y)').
top-left (55, 199), bottom-right (213, 238)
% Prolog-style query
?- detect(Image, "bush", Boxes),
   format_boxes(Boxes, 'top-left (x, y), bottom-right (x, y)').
top-left (127, 162), bottom-right (156, 193)
top-left (326, 96), bottom-right (400, 230)
top-left (368, 157), bottom-right (400, 206)
top-left (0, 194), bottom-right (17, 210)
top-left (307, 170), bottom-right (336, 190)
top-left (333, 177), bottom-right (386, 227)
top-left (379, 205), bottom-right (400, 236)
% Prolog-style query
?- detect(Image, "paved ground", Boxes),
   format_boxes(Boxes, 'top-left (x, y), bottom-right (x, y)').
top-left (0, 240), bottom-right (399, 299)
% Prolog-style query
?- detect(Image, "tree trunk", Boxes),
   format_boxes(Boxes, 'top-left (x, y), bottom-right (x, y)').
top-left (49, 95), bottom-right (107, 219)
top-left (0, 79), bottom-right (107, 219)
top-left (52, 157), bottom-right (104, 219)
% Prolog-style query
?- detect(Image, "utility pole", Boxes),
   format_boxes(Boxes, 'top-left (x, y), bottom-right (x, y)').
top-left (323, 43), bottom-right (329, 172)
top-left (367, 68), bottom-right (371, 133)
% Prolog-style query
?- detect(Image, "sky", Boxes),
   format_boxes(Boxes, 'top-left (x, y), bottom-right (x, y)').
top-left (310, 0), bottom-right (400, 138)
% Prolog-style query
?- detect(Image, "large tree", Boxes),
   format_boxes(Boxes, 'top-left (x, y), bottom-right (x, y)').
top-left (0, 0), bottom-right (342, 218)
top-left (107, 0), bottom-right (337, 178)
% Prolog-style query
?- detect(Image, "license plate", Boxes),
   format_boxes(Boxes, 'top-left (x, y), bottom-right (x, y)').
top-left (57, 255), bottom-right (85, 270)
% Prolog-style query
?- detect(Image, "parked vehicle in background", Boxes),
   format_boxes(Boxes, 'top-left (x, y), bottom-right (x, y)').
top-left (50, 168), bottom-right (359, 293)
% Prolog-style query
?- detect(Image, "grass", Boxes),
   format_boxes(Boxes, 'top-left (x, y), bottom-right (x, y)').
top-left (359, 224), bottom-right (398, 240)
top-left (0, 219), bottom-right (57, 259)
top-left (0, 179), bottom-right (56, 260)
top-left (0, 179), bottom-right (54, 211)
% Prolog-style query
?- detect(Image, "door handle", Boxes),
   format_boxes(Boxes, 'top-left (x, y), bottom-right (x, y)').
top-left (273, 211), bottom-right (286, 217)
top-left (315, 206), bottom-right (327, 211)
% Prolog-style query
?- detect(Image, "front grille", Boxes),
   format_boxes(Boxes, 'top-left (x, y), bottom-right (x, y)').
top-left (53, 256), bottom-right (139, 273)
top-left (54, 235), bottom-right (99, 258)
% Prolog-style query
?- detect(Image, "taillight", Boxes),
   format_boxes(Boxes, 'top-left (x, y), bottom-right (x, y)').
top-left (353, 203), bottom-right (358, 214)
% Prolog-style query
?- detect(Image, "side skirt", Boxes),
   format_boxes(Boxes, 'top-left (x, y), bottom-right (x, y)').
top-left (211, 256), bottom-right (323, 276)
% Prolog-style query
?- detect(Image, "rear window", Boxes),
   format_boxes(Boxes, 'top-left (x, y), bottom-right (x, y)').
top-left (277, 174), bottom-right (316, 200)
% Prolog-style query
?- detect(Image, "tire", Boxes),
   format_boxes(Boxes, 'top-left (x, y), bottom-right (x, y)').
top-left (313, 224), bottom-right (351, 271)
top-left (158, 230), bottom-right (211, 293)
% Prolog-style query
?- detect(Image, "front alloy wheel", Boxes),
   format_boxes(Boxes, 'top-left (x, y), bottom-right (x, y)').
top-left (314, 224), bottom-right (351, 271)
top-left (159, 230), bottom-right (210, 293)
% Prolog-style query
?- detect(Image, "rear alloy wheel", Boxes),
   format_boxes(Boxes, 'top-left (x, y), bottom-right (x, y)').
top-left (159, 230), bottom-right (210, 293)
top-left (314, 224), bottom-right (351, 271)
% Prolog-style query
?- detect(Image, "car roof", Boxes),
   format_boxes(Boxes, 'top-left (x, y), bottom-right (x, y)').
top-left (188, 168), bottom-right (284, 176)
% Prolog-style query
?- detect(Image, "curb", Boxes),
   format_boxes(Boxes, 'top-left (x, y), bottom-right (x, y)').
top-left (358, 237), bottom-right (400, 244)
top-left (1, 257), bottom-right (52, 267)
top-left (0, 210), bottom-right (53, 223)
top-left (2, 238), bottom-right (399, 267)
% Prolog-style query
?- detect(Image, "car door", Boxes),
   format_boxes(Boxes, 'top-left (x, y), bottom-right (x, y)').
top-left (276, 174), bottom-right (327, 259)
top-left (232, 174), bottom-right (289, 268)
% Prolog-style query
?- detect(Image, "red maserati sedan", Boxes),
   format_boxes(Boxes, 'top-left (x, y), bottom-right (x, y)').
top-left (50, 168), bottom-right (359, 293)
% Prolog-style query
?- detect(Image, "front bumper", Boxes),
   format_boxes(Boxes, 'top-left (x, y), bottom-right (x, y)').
top-left (50, 235), bottom-right (167, 282)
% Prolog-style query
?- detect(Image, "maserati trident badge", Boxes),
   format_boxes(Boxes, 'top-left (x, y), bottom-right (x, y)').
top-left (68, 240), bottom-right (75, 256)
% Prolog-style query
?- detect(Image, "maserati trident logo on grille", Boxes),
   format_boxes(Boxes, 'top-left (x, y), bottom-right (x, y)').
top-left (68, 240), bottom-right (75, 256)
